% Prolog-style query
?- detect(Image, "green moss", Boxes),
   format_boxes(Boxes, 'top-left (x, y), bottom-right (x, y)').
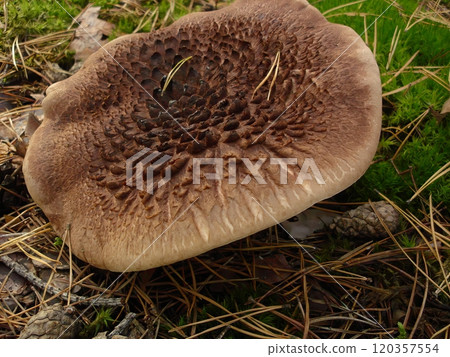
top-left (396, 322), bottom-right (408, 338)
top-left (166, 283), bottom-right (288, 338)
top-left (3, 0), bottom-right (86, 39)
top-left (92, 0), bottom-right (119, 8)
top-left (355, 117), bottom-right (450, 206)
top-left (312, 0), bottom-right (449, 209)
top-left (398, 234), bottom-right (416, 248)
top-left (53, 236), bottom-right (63, 248)
top-left (353, 161), bottom-right (405, 202)
top-left (158, 0), bottom-right (192, 22)
top-left (80, 307), bottom-right (114, 338)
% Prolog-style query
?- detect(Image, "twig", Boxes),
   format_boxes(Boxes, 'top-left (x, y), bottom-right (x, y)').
top-left (107, 312), bottom-right (137, 338)
top-left (0, 255), bottom-right (122, 307)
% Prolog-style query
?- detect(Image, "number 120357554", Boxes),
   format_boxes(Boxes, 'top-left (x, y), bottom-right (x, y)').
top-left (372, 343), bottom-right (439, 354)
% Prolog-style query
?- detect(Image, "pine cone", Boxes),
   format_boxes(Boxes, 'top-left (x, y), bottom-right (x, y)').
top-left (19, 304), bottom-right (82, 339)
top-left (329, 201), bottom-right (400, 238)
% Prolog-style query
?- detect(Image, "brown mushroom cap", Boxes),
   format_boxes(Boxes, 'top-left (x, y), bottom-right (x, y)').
top-left (23, 0), bottom-right (381, 272)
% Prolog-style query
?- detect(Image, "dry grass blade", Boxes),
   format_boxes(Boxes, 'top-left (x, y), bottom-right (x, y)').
top-left (11, 37), bottom-right (28, 79)
top-left (202, 312), bottom-right (281, 339)
top-left (161, 0), bottom-right (176, 27)
top-left (407, 162), bottom-right (450, 202)
top-left (392, 108), bottom-right (429, 160)
top-left (19, 30), bottom-right (73, 47)
top-left (405, 0), bottom-right (450, 31)
top-left (382, 70), bottom-right (440, 97)
top-left (409, 251), bottom-right (430, 338)
top-left (161, 56), bottom-right (192, 95)
top-left (428, 196), bottom-right (450, 295)
top-left (420, 67), bottom-right (450, 91)
top-left (10, 37), bottom-right (18, 72)
top-left (267, 51), bottom-right (280, 100)
top-left (382, 50), bottom-right (420, 88)
top-left (326, 11), bottom-right (377, 18)
top-left (1, 27), bottom-right (73, 86)
top-left (310, 315), bottom-right (380, 327)
top-left (323, 0), bottom-right (367, 16)
top-left (337, 240), bottom-right (374, 262)
top-left (133, 7), bottom-right (158, 33)
top-left (386, 25), bottom-right (401, 70)
top-left (245, 314), bottom-right (294, 338)
top-left (0, 224), bottom-right (53, 252)
top-left (301, 253), bottom-right (310, 338)
top-left (178, 287), bottom-right (283, 338)
top-left (372, 18), bottom-right (377, 57)
top-left (430, 324), bottom-right (450, 339)
top-left (252, 51), bottom-right (280, 100)
top-left (14, 241), bottom-right (57, 271)
top-left (371, 197), bottom-right (450, 299)
top-left (404, 1), bottom-right (424, 31)
top-left (363, 14), bottom-right (369, 44)
top-left (169, 306), bottom-right (281, 334)
top-left (2, 0), bottom-right (8, 32)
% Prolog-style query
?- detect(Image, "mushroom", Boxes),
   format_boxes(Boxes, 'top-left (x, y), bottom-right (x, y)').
top-left (23, 0), bottom-right (381, 272)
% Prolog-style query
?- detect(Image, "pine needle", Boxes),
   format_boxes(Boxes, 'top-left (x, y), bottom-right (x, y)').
top-left (252, 51), bottom-right (280, 101)
top-left (382, 50), bottom-right (420, 88)
top-left (267, 51), bottom-right (281, 101)
top-left (386, 26), bottom-right (401, 70)
top-left (161, 56), bottom-right (192, 95)
top-left (407, 161), bottom-right (450, 202)
top-left (323, 0), bottom-right (367, 16)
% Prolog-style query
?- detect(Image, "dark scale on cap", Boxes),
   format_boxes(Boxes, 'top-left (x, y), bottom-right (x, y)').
top-left (87, 14), bottom-right (345, 199)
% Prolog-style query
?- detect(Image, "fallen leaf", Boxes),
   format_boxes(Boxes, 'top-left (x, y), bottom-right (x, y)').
top-left (441, 97), bottom-right (450, 114)
top-left (39, 269), bottom-right (81, 294)
top-left (255, 254), bottom-right (292, 284)
top-left (0, 263), bottom-right (28, 296)
top-left (0, 109), bottom-right (43, 141)
top-left (70, 6), bottom-right (115, 62)
top-left (0, 93), bottom-right (14, 113)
